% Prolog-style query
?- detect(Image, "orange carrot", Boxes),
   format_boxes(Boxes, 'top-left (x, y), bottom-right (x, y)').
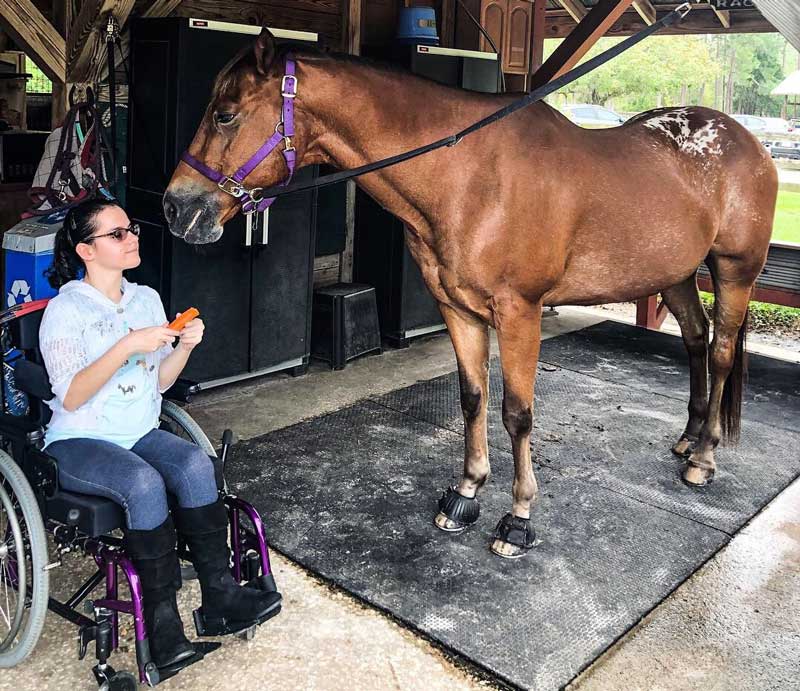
top-left (168, 307), bottom-right (199, 331)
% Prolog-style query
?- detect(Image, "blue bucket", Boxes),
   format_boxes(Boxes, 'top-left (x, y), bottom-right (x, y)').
top-left (396, 7), bottom-right (439, 46)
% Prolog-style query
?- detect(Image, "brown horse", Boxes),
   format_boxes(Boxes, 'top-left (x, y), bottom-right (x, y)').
top-left (164, 30), bottom-right (778, 558)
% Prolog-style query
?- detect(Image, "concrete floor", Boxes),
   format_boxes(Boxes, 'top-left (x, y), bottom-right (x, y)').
top-left (3, 306), bottom-right (799, 690)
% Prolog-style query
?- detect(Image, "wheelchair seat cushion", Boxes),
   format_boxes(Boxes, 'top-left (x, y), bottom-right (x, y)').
top-left (46, 455), bottom-right (224, 536)
top-left (46, 490), bottom-right (125, 537)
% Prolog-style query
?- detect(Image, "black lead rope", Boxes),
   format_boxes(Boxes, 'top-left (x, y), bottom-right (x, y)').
top-left (253, 4), bottom-right (691, 201)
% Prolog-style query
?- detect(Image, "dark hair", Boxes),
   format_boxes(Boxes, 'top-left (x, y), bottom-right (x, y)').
top-left (44, 198), bottom-right (123, 289)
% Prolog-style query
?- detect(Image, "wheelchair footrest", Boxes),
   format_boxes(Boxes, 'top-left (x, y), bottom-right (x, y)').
top-left (156, 641), bottom-right (221, 684)
top-left (192, 593), bottom-right (282, 637)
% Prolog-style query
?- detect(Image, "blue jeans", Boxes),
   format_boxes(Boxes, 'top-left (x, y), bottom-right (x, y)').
top-left (46, 428), bottom-right (219, 530)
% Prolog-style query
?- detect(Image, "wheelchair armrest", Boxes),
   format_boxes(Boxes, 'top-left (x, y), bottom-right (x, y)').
top-left (163, 378), bottom-right (202, 404)
top-left (22, 447), bottom-right (58, 499)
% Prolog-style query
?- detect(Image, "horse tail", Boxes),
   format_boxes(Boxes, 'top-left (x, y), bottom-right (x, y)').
top-left (720, 308), bottom-right (748, 444)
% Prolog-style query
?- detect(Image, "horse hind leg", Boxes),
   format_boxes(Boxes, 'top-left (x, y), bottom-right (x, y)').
top-left (683, 256), bottom-right (755, 487)
top-left (434, 305), bottom-right (490, 533)
top-left (660, 275), bottom-right (710, 458)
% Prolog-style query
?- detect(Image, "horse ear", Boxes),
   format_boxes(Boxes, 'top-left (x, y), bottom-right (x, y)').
top-left (255, 28), bottom-right (277, 75)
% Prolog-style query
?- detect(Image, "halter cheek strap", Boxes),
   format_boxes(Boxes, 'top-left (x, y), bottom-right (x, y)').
top-left (180, 57), bottom-right (297, 215)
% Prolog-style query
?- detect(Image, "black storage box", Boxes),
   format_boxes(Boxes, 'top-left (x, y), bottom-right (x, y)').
top-left (311, 283), bottom-right (381, 370)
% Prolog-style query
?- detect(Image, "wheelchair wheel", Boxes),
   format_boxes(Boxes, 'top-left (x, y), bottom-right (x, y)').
top-left (159, 400), bottom-right (216, 457)
top-left (0, 449), bottom-right (49, 667)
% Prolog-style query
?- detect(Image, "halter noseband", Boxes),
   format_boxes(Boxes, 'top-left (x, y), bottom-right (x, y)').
top-left (180, 57), bottom-right (298, 215)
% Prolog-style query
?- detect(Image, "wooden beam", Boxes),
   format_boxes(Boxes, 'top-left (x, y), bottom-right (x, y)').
top-left (0, 0), bottom-right (66, 83)
top-left (67, 0), bottom-right (135, 83)
top-left (343, 0), bottom-right (361, 55)
top-left (632, 0), bottom-right (656, 26)
top-left (532, 0), bottom-right (636, 89)
top-left (710, 7), bottom-right (731, 29)
top-left (542, 8), bottom-right (773, 39)
top-left (143, 0), bottom-right (185, 18)
top-left (557, 0), bottom-right (587, 24)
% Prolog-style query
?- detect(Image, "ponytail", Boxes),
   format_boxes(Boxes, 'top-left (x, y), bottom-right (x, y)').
top-left (44, 199), bottom-right (122, 289)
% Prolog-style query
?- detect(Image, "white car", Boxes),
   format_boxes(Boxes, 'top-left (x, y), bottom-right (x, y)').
top-left (560, 104), bottom-right (626, 128)
top-left (731, 114), bottom-right (791, 135)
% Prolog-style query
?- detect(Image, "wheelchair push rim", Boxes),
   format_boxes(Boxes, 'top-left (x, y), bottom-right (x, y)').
top-left (0, 449), bottom-right (49, 667)
top-left (0, 482), bottom-right (26, 649)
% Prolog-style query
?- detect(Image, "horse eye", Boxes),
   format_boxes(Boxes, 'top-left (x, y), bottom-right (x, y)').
top-left (214, 112), bottom-right (237, 125)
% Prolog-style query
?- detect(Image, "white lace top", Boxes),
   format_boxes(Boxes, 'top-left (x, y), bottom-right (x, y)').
top-left (39, 278), bottom-right (173, 449)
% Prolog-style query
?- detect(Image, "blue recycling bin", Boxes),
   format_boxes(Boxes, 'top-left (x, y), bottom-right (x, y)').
top-left (2, 210), bottom-right (63, 414)
top-left (3, 211), bottom-right (63, 308)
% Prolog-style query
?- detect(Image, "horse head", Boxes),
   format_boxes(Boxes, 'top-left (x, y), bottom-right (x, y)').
top-left (163, 29), bottom-right (300, 244)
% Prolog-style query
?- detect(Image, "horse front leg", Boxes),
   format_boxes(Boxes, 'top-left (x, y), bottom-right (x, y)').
top-left (491, 299), bottom-right (542, 559)
top-left (434, 304), bottom-right (490, 533)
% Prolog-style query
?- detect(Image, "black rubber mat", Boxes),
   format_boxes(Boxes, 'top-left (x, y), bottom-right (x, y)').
top-left (378, 362), bottom-right (800, 535)
top-left (538, 321), bottom-right (800, 433)
top-left (225, 321), bottom-right (799, 690)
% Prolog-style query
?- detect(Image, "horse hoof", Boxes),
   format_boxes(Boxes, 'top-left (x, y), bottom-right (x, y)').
top-left (434, 487), bottom-right (480, 533)
top-left (490, 513), bottom-right (536, 559)
top-left (681, 464), bottom-right (714, 488)
top-left (671, 435), bottom-right (696, 458)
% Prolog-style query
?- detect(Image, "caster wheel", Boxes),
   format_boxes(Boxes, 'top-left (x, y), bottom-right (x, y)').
top-left (97, 668), bottom-right (138, 691)
top-left (238, 624), bottom-right (257, 641)
top-left (143, 662), bottom-right (160, 687)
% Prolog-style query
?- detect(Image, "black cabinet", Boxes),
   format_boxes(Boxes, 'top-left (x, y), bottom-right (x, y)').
top-left (126, 17), bottom-right (319, 385)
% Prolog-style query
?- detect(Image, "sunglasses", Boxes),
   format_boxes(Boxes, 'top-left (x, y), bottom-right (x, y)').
top-left (84, 223), bottom-right (141, 243)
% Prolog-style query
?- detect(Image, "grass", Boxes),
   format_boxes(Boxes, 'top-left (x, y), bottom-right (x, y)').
top-left (773, 190), bottom-right (800, 243)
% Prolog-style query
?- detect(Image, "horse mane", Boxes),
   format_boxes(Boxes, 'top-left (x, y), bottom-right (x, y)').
top-left (211, 38), bottom-right (469, 103)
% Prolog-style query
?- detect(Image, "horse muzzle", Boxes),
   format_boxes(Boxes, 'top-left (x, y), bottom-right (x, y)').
top-left (162, 190), bottom-right (224, 245)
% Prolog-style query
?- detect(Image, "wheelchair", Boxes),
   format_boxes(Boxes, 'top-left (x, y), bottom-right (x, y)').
top-left (0, 304), bottom-right (281, 688)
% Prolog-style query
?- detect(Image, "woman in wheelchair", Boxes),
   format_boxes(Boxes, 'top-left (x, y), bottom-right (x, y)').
top-left (39, 198), bottom-right (276, 669)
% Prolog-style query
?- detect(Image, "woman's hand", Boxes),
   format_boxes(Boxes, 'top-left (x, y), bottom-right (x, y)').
top-left (174, 314), bottom-right (205, 353)
top-left (122, 326), bottom-right (179, 357)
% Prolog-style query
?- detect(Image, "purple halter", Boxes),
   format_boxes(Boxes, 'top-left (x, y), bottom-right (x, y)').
top-left (180, 57), bottom-right (298, 214)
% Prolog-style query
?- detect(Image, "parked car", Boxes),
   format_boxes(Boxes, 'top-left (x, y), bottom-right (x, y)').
top-left (731, 114), bottom-right (769, 133)
top-left (731, 114), bottom-right (792, 135)
top-left (560, 104), bottom-right (626, 128)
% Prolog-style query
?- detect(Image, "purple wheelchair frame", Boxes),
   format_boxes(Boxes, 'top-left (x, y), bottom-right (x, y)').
top-left (40, 492), bottom-right (274, 685)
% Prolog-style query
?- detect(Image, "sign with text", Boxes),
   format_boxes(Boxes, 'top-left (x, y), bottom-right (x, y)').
top-left (708, 0), bottom-right (757, 9)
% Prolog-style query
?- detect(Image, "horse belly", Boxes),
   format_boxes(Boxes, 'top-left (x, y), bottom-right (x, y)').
top-left (544, 231), bottom-right (711, 306)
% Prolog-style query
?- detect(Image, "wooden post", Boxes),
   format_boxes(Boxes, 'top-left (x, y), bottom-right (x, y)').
top-left (341, 0), bottom-right (362, 282)
top-left (530, 0), bottom-right (546, 74)
top-left (52, 0), bottom-right (78, 128)
top-left (441, 0), bottom-right (456, 48)
top-left (344, 0), bottom-right (362, 55)
top-left (635, 295), bottom-right (669, 330)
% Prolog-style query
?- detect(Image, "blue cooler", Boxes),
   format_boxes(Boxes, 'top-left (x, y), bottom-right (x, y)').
top-left (2, 210), bottom-right (63, 414)
top-left (396, 7), bottom-right (439, 46)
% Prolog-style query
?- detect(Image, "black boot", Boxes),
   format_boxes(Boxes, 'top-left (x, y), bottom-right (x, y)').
top-left (125, 516), bottom-right (195, 668)
top-left (173, 500), bottom-right (281, 632)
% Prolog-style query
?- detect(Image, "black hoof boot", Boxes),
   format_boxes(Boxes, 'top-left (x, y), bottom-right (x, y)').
top-left (434, 486), bottom-right (480, 533)
top-left (490, 513), bottom-right (536, 559)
